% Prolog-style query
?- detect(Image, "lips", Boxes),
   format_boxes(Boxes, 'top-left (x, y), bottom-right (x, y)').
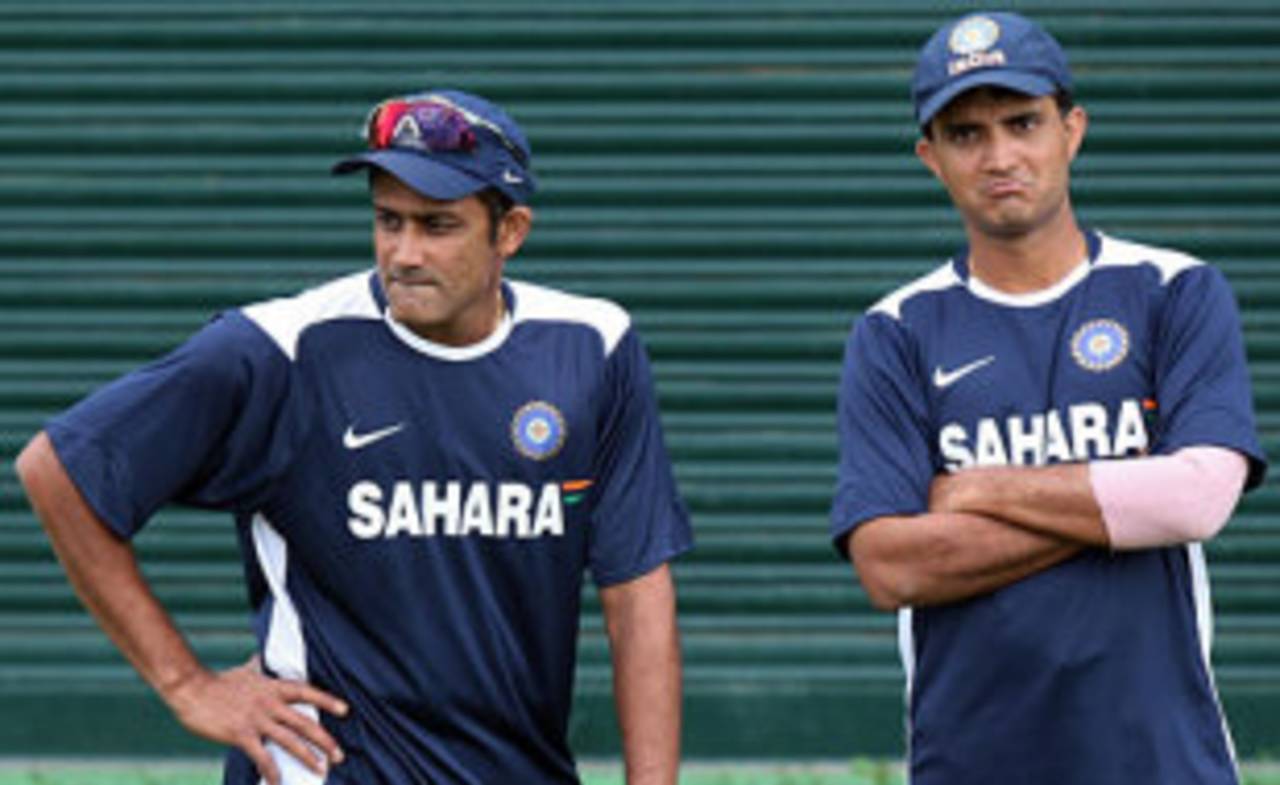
top-left (387, 274), bottom-right (439, 288)
top-left (984, 179), bottom-right (1029, 198)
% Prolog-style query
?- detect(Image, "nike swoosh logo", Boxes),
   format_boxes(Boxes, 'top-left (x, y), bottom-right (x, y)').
top-left (343, 423), bottom-right (405, 450)
top-left (933, 355), bottom-right (996, 388)
top-left (502, 170), bottom-right (524, 184)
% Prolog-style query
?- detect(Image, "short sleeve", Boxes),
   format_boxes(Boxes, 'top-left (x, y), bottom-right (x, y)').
top-left (1153, 266), bottom-right (1267, 489)
top-left (586, 329), bottom-right (693, 587)
top-left (830, 313), bottom-right (936, 556)
top-left (44, 310), bottom-right (305, 538)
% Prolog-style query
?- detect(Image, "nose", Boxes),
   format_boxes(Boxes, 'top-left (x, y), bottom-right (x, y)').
top-left (981, 130), bottom-right (1019, 174)
top-left (389, 224), bottom-right (432, 269)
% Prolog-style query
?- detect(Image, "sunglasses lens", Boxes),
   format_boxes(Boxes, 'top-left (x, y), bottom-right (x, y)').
top-left (367, 101), bottom-right (477, 154)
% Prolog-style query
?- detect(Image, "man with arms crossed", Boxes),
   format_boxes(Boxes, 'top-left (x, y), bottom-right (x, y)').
top-left (16, 89), bottom-right (691, 785)
top-left (832, 12), bottom-right (1267, 785)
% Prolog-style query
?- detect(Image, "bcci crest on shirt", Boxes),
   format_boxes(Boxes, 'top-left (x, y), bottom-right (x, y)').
top-left (1072, 319), bottom-right (1130, 372)
top-left (511, 400), bottom-right (567, 461)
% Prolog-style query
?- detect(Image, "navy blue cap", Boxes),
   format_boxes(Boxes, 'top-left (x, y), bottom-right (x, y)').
top-left (912, 12), bottom-right (1073, 128)
top-left (333, 89), bottom-right (537, 205)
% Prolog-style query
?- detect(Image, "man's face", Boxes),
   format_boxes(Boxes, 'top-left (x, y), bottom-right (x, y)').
top-left (371, 172), bottom-right (531, 346)
top-left (916, 90), bottom-right (1086, 240)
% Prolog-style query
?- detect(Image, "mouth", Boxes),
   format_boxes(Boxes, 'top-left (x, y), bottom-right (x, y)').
top-left (983, 179), bottom-right (1030, 199)
top-left (386, 274), bottom-right (439, 290)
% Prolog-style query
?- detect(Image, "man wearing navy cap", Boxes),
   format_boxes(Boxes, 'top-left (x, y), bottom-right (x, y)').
top-left (832, 12), bottom-right (1266, 784)
top-left (16, 89), bottom-right (691, 784)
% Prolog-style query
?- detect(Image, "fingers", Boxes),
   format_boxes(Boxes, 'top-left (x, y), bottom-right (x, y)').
top-left (260, 708), bottom-right (330, 777)
top-left (271, 701), bottom-right (345, 768)
top-left (169, 662), bottom-right (350, 783)
top-left (242, 736), bottom-right (282, 785)
top-left (277, 678), bottom-right (350, 721)
top-left (256, 677), bottom-right (347, 774)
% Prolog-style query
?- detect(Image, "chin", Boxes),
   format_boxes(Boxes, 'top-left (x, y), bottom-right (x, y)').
top-left (972, 206), bottom-right (1047, 237)
top-left (388, 302), bottom-right (441, 329)
top-left (987, 221), bottom-right (1036, 239)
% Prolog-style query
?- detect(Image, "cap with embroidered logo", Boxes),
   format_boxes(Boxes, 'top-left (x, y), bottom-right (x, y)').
top-left (911, 11), bottom-right (1073, 128)
top-left (333, 88), bottom-right (537, 205)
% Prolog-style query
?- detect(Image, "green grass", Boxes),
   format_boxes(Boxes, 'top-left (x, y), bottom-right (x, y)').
top-left (0, 761), bottom-right (1277, 785)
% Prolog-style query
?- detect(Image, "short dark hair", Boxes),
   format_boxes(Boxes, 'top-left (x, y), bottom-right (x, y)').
top-left (476, 187), bottom-right (515, 244)
top-left (921, 87), bottom-right (1075, 140)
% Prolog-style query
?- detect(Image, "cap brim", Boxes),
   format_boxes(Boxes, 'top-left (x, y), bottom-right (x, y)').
top-left (916, 70), bottom-right (1058, 127)
top-left (331, 149), bottom-right (488, 201)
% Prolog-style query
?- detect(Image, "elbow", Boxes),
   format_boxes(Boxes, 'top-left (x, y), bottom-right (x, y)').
top-left (1181, 499), bottom-right (1234, 543)
top-left (858, 573), bottom-right (906, 612)
top-left (13, 432), bottom-right (78, 533)
top-left (13, 432), bottom-right (49, 493)
top-left (847, 533), bottom-right (911, 611)
top-left (855, 563), bottom-right (916, 611)
top-left (1180, 449), bottom-right (1248, 542)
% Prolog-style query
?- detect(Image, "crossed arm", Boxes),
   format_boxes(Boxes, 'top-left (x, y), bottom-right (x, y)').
top-left (850, 450), bottom-right (1246, 610)
top-left (14, 433), bottom-right (346, 785)
top-left (849, 464), bottom-right (1095, 610)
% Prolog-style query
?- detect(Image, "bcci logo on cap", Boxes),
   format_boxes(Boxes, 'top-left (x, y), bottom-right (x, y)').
top-left (511, 401), bottom-right (567, 461)
top-left (947, 15), bottom-right (1006, 76)
top-left (1071, 319), bottom-right (1130, 372)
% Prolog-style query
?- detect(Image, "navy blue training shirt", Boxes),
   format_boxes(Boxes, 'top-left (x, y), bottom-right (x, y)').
top-left (832, 231), bottom-right (1266, 785)
top-left (48, 271), bottom-right (693, 785)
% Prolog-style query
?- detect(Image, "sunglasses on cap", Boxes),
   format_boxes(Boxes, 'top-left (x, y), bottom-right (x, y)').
top-left (360, 94), bottom-right (529, 166)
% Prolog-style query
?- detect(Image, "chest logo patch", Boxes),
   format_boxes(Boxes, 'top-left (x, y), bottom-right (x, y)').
top-left (933, 354), bottom-right (996, 389)
top-left (1071, 319), bottom-right (1129, 372)
top-left (343, 422), bottom-right (405, 450)
top-left (511, 400), bottom-right (567, 461)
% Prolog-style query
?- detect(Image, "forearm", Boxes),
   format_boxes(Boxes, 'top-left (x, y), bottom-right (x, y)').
top-left (600, 564), bottom-right (681, 785)
top-left (15, 432), bottom-right (206, 701)
top-left (933, 448), bottom-right (1249, 549)
top-left (848, 510), bottom-right (1081, 609)
top-left (930, 463), bottom-right (1109, 546)
top-left (18, 438), bottom-right (347, 784)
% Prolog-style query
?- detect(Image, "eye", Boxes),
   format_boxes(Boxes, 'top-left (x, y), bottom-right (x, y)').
top-left (1011, 114), bottom-right (1041, 134)
top-left (422, 215), bottom-right (462, 235)
top-left (945, 126), bottom-right (979, 146)
top-left (375, 210), bottom-right (402, 232)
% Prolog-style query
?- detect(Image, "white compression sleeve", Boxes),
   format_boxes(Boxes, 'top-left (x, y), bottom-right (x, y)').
top-left (1089, 446), bottom-right (1248, 549)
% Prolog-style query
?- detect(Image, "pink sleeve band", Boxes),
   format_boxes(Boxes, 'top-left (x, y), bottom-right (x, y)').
top-left (1089, 446), bottom-right (1248, 550)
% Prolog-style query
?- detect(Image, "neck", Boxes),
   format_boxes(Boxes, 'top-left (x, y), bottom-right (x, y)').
top-left (439, 286), bottom-right (507, 347)
top-left (966, 211), bottom-right (1087, 294)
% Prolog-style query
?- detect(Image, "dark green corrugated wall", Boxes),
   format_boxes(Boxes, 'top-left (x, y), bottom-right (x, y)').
top-left (2, 0), bottom-right (1278, 759)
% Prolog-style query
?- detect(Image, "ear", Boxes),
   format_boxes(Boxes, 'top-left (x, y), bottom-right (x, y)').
top-left (916, 136), bottom-right (943, 180)
top-left (1064, 105), bottom-right (1088, 162)
top-left (496, 206), bottom-right (534, 259)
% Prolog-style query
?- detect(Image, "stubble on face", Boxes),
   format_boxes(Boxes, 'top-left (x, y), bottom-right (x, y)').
top-left (370, 173), bottom-right (506, 346)
top-left (921, 91), bottom-right (1083, 242)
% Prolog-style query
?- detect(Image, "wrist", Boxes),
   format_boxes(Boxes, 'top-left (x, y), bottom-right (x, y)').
top-left (625, 769), bottom-right (677, 785)
top-left (156, 662), bottom-right (213, 710)
top-left (941, 466), bottom-right (1007, 517)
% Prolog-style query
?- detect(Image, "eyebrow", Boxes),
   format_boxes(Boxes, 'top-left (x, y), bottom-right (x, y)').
top-left (940, 105), bottom-right (1044, 133)
top-left (372, 202), bottom-right (463, 221)
top-left (939, 119), bottom-right (982, 135)
top-left (1002, 108), bottom-right (1043, 123)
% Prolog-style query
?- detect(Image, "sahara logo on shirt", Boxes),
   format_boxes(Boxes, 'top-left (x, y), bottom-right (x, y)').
top-left (346, 478), bottom-right (591, 540)
top-left (939, 398), bottom-right (1150, 470)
